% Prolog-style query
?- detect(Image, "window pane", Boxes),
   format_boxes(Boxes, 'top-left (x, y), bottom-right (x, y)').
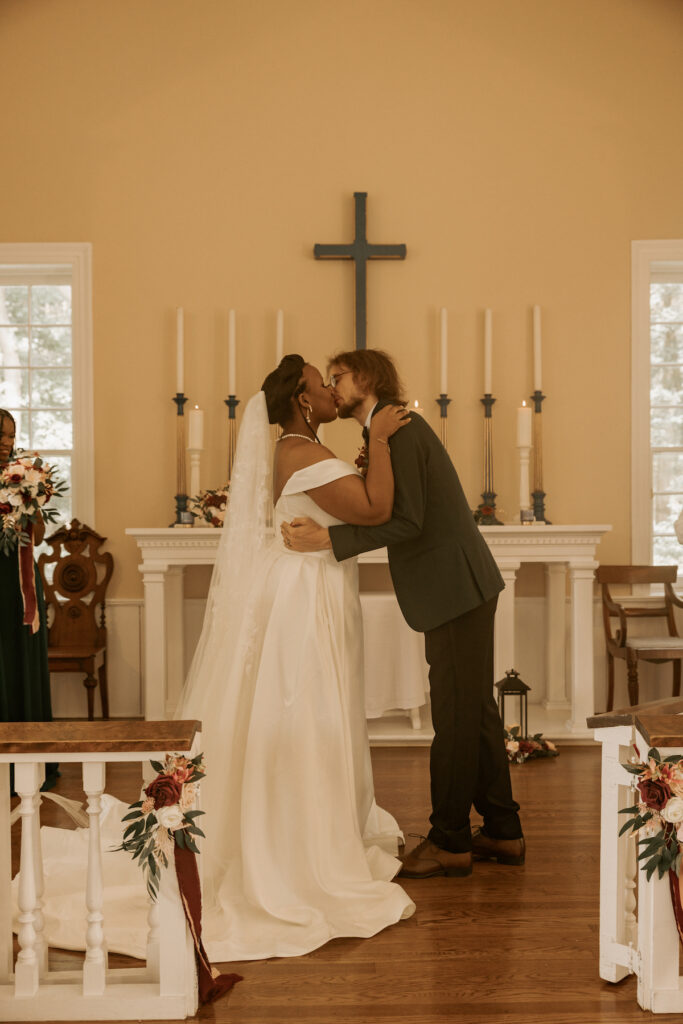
top-left (651, 407), bottom-right (683, 447)
top-left (652, 533), bottom-right (683, 572)
top-left (8, 409), bottom-right (29, 449)
top-left (651, 324), bottom-right (683, 364)
top-left (654, 495), bottom-right (683, 535)
top-left (31, 327), bottom-right (72, 367)
top-left (651, 283), bottom-right (683, 323)
top-left (42, 454), bottom-right (72, 527)
top-left (653, 451), bottom-right (683, 493)
top-left (31, 410), bottom-right (72, 449)
top-left (0, 285), bottom-right (28, 325)
top-left (0, 369), bottom-right (29, 408)
top-left (0, 326), bottom-right (29, 367)
top-left (651, 365), bottom-right (683, 404)
top-left (31, 285), bottom-right (71, 325)
top-left (30, 369), bottom-right (72, 407)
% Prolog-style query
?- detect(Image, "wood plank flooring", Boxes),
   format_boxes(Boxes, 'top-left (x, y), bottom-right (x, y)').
top-left (9, 745), bottom-right (678, 1023)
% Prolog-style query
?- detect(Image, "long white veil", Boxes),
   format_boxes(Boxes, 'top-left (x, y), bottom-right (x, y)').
top-left (175, 390), bottom-right (273, 722)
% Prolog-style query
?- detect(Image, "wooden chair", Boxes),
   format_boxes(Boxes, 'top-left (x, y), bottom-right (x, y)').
top-left (596, 565), bottom-right (683, 711)
top-left (37, 520), bottom-right (114, 720)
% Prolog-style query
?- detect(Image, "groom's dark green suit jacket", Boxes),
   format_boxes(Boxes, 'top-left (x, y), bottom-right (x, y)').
top-left (328, 403), bottom-right (504, 633)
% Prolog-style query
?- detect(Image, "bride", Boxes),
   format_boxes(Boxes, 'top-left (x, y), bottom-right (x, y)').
top-left (26, 355), bottom-right (415, 963)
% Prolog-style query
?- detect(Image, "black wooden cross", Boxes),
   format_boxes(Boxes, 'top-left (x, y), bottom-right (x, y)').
top-left (314, 192), bottom-right (406, 349)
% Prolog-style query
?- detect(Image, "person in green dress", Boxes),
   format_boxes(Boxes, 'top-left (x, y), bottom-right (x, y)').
top-left (0, 409), bottom-right (58, 792)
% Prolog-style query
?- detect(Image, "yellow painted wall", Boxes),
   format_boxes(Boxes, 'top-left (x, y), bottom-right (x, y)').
top-left (2, 0), bottom-right (683, 598)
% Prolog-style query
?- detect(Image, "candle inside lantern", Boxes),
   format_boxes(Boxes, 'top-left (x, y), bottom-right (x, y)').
top-left (440, 308), bottom-right (448, 394)
top-left (228, 309), bottom-right (236, 395)
top-left (533, 305), bottom-right (542, 392)
top-left (176, 307), bottom-right (184, 393)
top-left (484, 309), bottom-right (492, 394)
top-left (188, 404), bottom-right (204, 449)
top-left (517, 400), bottom-right (532, 447)
top-left (276, 309), bottom-right (284, 363)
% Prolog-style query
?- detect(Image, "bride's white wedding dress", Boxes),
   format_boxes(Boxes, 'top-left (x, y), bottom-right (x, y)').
top-left (20, 393), bottom-right (414, 962)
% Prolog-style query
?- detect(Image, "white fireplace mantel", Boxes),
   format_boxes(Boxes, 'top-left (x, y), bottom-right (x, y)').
top-left (127, 523), bottom-right (611, 739)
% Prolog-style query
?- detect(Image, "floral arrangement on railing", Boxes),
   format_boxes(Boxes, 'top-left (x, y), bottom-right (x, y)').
top-left (0, 454), bottom-right (66, 555)
top-left (504, 725), bottom-right (558, 764)
top-left (190, 486), bottom-right (230, 527)
top-left (116, 752), bottom-right (206, 899)
top-left (620, 744), bottom-right (683, 946)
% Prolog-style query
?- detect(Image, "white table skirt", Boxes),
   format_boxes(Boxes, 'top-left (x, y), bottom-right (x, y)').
top-left (360, 592), bottom-right (429, 717)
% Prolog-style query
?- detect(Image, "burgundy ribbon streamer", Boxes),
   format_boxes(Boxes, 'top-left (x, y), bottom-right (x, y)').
top-left (669, 868), bottom-right (683, 946)
top-left (18, 523), bottom-right (39, 634)
top-left (173, 843), bottom-right (242, 1005)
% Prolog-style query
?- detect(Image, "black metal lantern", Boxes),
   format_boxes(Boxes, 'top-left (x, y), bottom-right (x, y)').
top-left (495, 669), bottom-right (530, 738)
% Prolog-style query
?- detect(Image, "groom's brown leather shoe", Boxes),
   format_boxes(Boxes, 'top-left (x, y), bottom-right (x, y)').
top-left (399, 838), bottom-right (472, 878)
top-left (471, 828), bottom-right (525, 865)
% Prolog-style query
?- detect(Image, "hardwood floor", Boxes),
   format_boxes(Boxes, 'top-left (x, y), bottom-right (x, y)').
top-left (10, 745), bottom-right (678, 1023)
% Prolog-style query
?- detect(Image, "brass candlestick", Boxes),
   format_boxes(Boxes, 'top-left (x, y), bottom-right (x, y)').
top-left (531, 389), bottom-right (550, 522)
top-left (436, 394), bottom-right (451, 449)
top-left (474, 394), bottom-right (503, 525)
top-left (224, 395), bottom-right (240, 480)
top-left (172, 393), bottom-right (194, 526)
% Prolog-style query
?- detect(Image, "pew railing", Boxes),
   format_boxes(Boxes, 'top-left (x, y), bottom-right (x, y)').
top-left (0, 720), bottom-right (202, 1022)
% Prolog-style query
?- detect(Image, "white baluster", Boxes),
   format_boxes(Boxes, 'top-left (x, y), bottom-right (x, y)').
top-left (0, 762), bottom-right (12, 983)
top-left (146, 895), bottom-right (160, 981)
top-left (31, 788), bottom-right (48, 977)
top-left (624, 831), bottom-right (638, 948)
top-left (14, 761), bottom-right (41, 997)
top-left (82, 761), bottom-right (108, 996)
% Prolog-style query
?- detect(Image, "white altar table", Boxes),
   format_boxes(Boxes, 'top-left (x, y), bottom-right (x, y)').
top-left (127, 523), bottom-right (610, 740)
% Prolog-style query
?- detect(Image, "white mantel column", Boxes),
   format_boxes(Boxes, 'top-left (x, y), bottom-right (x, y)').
top-left (494, 562), bottom-right (521, 683)
top-left (543, 563), bottom-right (570, 712)
top-left (141, 567), bottom-right (169, 720)
top-left (566, 564), bottom-right (598, 735)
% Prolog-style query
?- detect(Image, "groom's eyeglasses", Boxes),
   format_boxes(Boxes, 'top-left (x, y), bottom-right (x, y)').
top-left (327, 370), bottom-right (352, 388)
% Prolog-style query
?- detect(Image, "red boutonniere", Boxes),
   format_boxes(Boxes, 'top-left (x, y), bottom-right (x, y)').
top-left (355, 444), bottom-right (369, 477)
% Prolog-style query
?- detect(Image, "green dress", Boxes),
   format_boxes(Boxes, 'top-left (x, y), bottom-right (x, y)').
top-left (0, 547), bottom-right (57, 791)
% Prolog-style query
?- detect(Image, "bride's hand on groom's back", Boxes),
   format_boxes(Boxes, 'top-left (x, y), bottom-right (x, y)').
top-left (370, 404), bottom-right (410, 442)
top-left (281, 516), bottom-right (331, 552)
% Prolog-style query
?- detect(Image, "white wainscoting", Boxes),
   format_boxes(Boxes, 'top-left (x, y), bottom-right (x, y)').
top-left (50, 596), bottom-right (683, 739)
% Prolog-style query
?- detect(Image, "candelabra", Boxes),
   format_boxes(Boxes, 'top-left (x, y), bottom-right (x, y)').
top-left (474, 394), bottom-right (503, 525)
top-left (530, 389), bottom-right (550, 523)
top-left (224, 394), bottom-right (240, 480)
top-left (435, 394), bottom-right (451, 449)
top-left (171, 393), bottom-right (194, 526)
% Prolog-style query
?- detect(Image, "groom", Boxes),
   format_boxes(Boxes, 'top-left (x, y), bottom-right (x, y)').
top-left (281, 348), bottom-right (524, 878)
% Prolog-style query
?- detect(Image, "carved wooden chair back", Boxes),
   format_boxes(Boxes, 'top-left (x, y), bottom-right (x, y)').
top-left (37, 519), bottom-right (114, 648)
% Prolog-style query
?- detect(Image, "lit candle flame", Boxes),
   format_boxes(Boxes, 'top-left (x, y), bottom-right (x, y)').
top-left (414, 400), bottom-right (419, 408)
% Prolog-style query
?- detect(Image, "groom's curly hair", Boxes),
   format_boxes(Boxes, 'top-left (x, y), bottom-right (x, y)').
top-left (261, 354), bottom-right (307, 426)
top-left (327, 349), bottom-right (405, 404)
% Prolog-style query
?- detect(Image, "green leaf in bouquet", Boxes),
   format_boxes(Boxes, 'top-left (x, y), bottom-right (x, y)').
top-left (175, 829), bottom-right (187, 849)
top-left (619, 804), bottom-right (641, 815)
top-left (647, 747), bottom-right (661, 763)
top-left (149, 760), bottom-right (164, 773)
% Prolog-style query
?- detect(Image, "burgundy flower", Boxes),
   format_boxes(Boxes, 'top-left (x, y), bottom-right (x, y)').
top-left (637, 777), bottom-right (671, 810)
top-left (144, 774), bottom-right (183, 809)
top-left (0, 503), bottom-right (11, 514)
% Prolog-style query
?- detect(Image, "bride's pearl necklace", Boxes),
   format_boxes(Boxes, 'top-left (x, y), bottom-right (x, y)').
top-left (278, 433), bottom-right (321, 443)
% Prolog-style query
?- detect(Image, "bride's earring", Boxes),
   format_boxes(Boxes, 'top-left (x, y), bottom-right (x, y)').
top-left (304, 404), bottom-right (312, 425)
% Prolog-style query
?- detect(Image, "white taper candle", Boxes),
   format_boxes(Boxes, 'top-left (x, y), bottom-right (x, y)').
top-left (517, 400), bottom-right (532, 447)
top-left (484, 309), bottom-right (492, 394)
top-left (176, 307), bottom-right (184, 393)
top-left (533, 305), bottom-right (542, 392)
top-left (440, 308), bottom-right (448, 394)
top-left (228, 310), bottom-right (236, 394)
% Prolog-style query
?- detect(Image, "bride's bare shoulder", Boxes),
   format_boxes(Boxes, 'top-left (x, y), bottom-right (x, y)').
top-left (274, 441), bottom-right (337, 503)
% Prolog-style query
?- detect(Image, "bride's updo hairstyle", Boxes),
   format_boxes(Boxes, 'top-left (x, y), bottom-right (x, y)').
top-left (261, 354), bottom-right (306, 427)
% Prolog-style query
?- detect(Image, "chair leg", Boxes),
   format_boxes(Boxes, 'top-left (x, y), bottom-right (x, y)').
top-left (83, 673), bottom-right (97, 721)
top-left (626, 650), bottom-right (639, 706)
top-left (674, 660), bottom-right (682, 699)
top-left (99, 657), bottom-right (109, 720)
top-left (606, 654), bottom-right (615, 712)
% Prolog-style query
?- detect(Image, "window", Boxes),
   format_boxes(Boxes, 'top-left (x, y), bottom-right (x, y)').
top-left (0, 244), bottom-right (93, 526)
top-left (632, 242), bottom-right (683, 579)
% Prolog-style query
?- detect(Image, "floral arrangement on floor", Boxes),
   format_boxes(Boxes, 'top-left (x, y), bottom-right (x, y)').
top-left (115, 752), bottom-right (206, 899)
top-left (619, 745), bottom-right (683, 881)
top-left (190, 486), bottom-right (230, 527)
top-left (504, 725), bottom-right (559, 764)
top-left (0, 454), bottom-right (66, 555)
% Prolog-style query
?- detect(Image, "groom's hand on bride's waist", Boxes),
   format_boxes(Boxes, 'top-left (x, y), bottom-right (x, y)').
top-left (281, 517), bottom-right (332, 552)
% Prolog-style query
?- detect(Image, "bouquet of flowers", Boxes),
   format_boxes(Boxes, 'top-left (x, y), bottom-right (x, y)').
top-left (115, 752), bottom-right (206, 899)
top-left (504, 724), bottom-right (559, 764)
top-left (0, 454), bottom-right (67, 555)
top-left (190, 486), bottom-right (229, 527)
top-left (620, 745), bottom-right (683, 880)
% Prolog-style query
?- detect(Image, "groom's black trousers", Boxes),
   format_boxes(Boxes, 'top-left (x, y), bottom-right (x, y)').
top-left (424, 595), bottom-right (523, 854)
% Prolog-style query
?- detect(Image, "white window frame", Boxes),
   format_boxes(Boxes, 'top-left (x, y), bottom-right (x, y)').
top-left (631, 239), bottom-right (683, 574)
top-left (0, 242), bottom-right (94, 525)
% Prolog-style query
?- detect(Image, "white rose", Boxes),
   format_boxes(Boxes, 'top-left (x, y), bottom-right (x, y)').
top-left (156, 803), bottom-right (185, 831)
top-left (506, 740), bottom-right (520, 754)
top-left (661, 796), bottom-right (683, 824)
